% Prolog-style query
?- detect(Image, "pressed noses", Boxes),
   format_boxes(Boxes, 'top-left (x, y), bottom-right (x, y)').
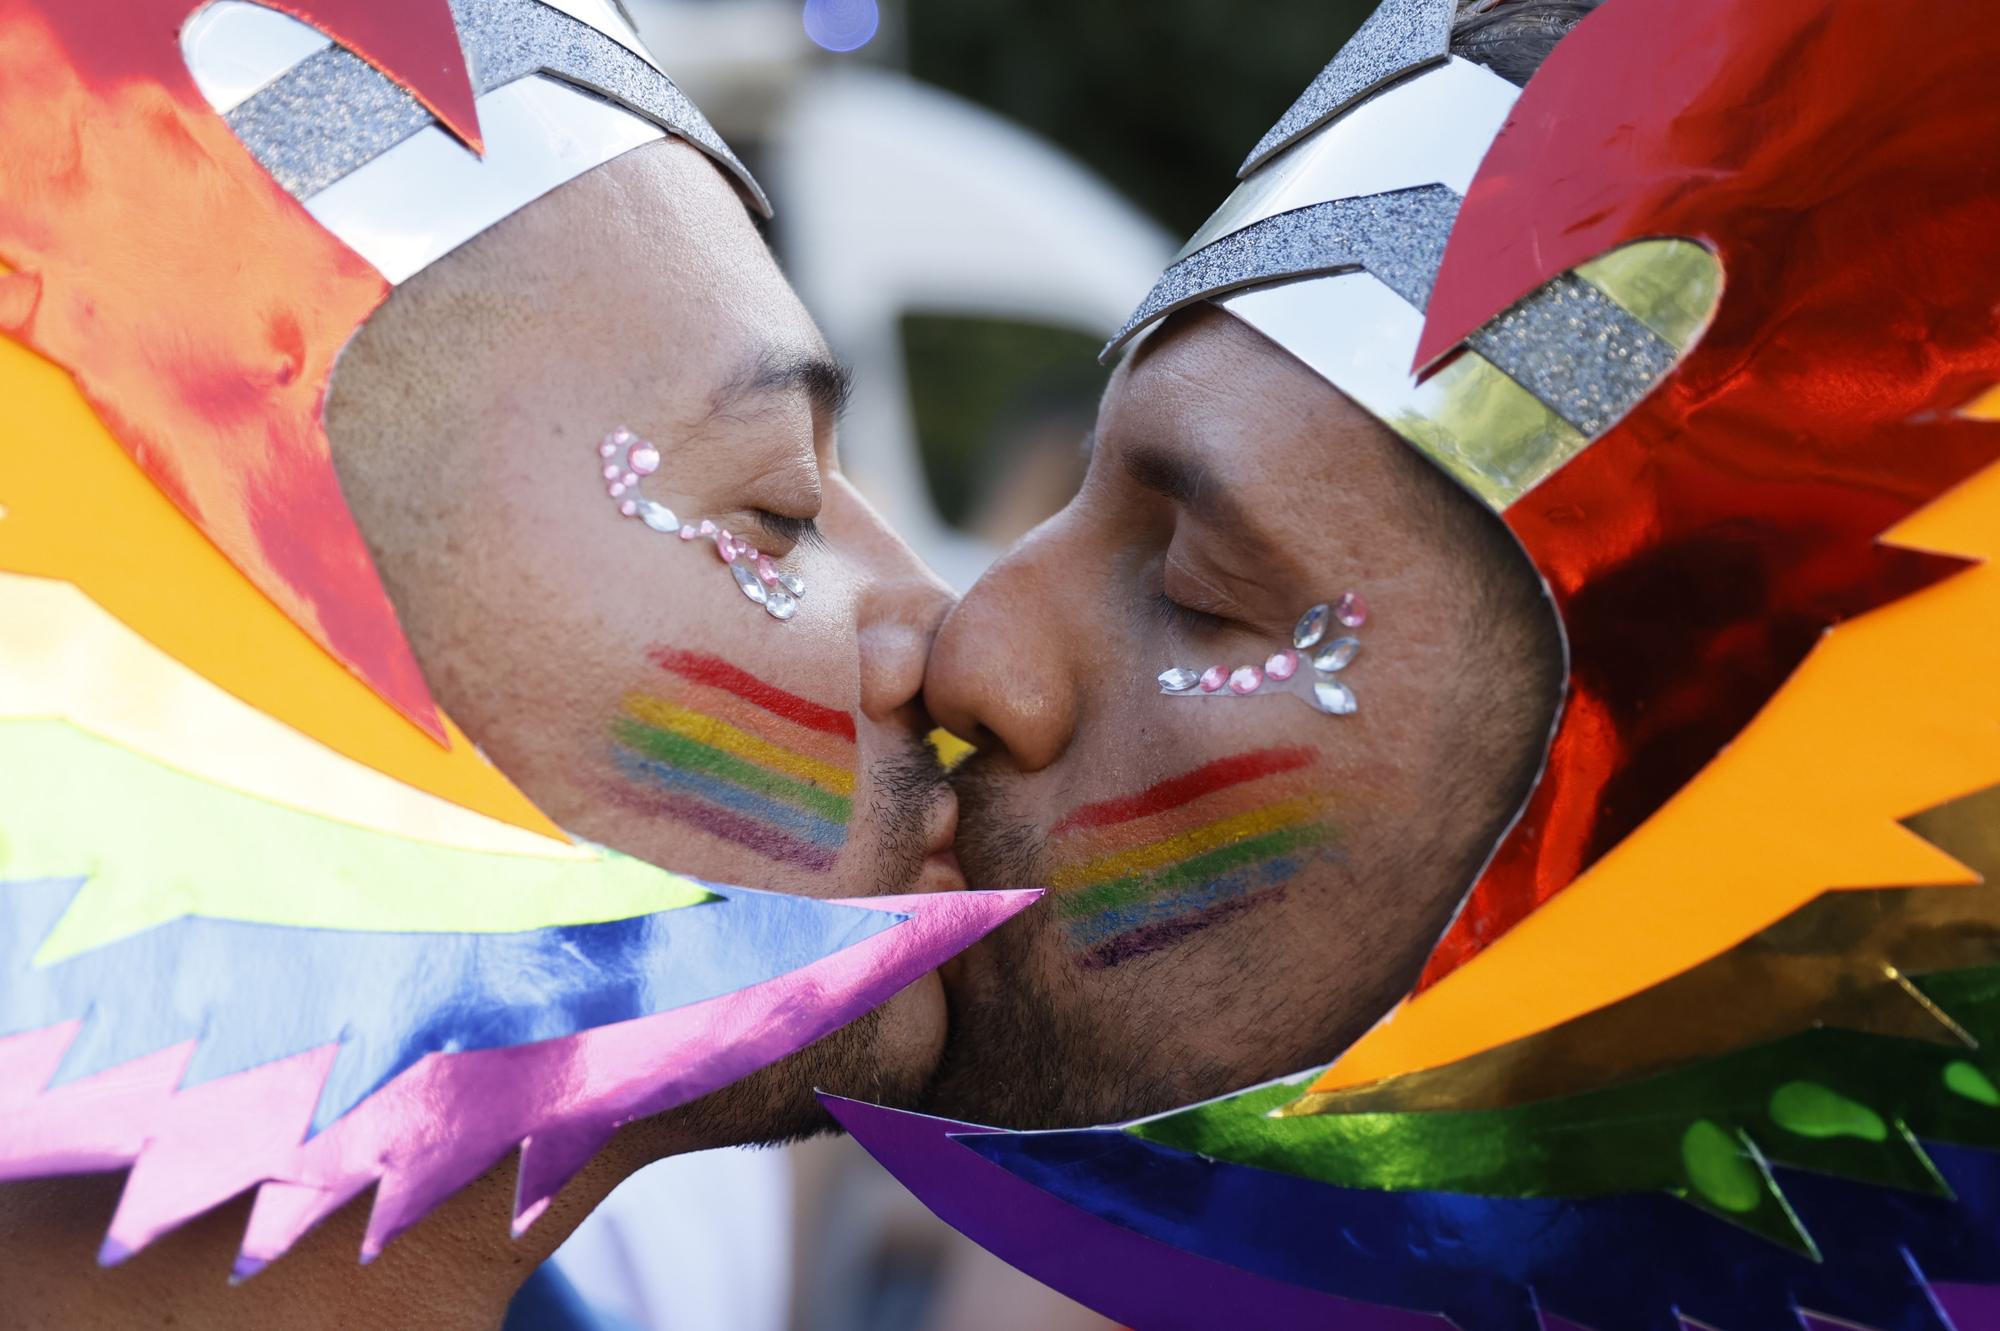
top-left (923, 521), bottom-right (1086, 772)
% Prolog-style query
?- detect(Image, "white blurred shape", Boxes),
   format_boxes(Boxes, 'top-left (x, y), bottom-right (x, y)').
top-left (771, 68), bottom-right (1175, 589)
top-left (551, 1146), bottom-right (791, 1331)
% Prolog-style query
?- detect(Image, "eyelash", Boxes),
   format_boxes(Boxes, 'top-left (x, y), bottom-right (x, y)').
top-left (752, 511), bottom-right (829, 551)
top-left (1150, 591), bottom-right (1229, 635)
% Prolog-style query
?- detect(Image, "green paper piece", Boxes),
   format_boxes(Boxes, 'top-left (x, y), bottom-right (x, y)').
top-left (1132, 963), bottom-right (2000, 1255)
top-left (1768, 1081), bottom-right (1888, 1142)
top-left (0, 719), bottom-right (715, 963)
top-left (1946, 1060), bottom-right (2000, 1107)
top-left (1681, 1120), bottom-right (1764, 1214)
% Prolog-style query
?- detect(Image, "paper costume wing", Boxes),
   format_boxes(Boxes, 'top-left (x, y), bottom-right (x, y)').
top-left (0, 0), bottom-right (1034, 1272)
top-left (836, 0), bottom-right (2000, 1323)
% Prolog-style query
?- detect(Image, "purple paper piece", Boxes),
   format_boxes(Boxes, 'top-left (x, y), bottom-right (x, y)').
top-left (0, 888), bottom-right (1037, 1268)
top-left (1933, 1284), bottom-right (2000, 1331)
top-left (821, 1095), bottom-right (1452, 1331)
top-left (513, 1122), bottom-right (616, 1236)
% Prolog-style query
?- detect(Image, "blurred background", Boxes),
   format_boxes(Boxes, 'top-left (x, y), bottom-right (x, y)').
top-left (511, 1), bottom-right (1369, 1327)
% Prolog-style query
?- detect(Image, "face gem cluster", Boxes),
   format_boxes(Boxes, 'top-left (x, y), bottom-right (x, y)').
top-left (598, 427), bottom-right (807, 622)
top-left (1157, 594), bottom-right (1367, 715)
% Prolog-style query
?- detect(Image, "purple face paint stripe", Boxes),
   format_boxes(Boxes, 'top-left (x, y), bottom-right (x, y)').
top-left (1078, 888), bottom-right (1291, 971)
top-left (600, 781), bottom-right (840, 873)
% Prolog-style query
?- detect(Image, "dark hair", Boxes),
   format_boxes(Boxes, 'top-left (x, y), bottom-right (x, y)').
top-left (1451, 0), bottom-right (1604, 86)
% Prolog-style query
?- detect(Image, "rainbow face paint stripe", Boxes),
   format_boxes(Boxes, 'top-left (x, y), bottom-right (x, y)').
top-left (609, 649), bottom-right (857, 872)
top-left (1048, 746), bottom-right (1336, 969)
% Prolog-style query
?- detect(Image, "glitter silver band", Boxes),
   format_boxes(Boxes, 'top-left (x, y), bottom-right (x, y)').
top-left (1467, 273), bottom-right (1678, 437)
top-left (1237, 0), bottom-right (1454, 177)
top-left (227, 0), bottom-right (766, 214)
top-left (1103, 186), bottom-right (1461, 356)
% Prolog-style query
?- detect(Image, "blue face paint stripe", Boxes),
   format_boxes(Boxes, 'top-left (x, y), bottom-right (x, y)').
top-left (612, 748), bottom-right (849, 849)
top-left (1061, 856), bottom-right (1303, 950)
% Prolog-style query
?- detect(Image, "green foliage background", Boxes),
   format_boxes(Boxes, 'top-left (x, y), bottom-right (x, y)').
top-left (906, 0), bottom-right (1376, 235)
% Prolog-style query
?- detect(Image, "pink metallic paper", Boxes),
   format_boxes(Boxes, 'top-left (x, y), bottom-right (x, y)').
top-left (0, 888), bottom-right (1039, 1270)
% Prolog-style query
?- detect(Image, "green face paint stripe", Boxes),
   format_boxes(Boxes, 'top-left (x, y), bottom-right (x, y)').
top-left (1055, 823), bottom-right (1332, 921)
top-left (611, 717), bottom-right (853, 825)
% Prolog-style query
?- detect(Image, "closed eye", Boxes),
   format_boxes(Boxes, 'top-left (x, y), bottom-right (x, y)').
top-left (752, 511), bottom-right (828, 551)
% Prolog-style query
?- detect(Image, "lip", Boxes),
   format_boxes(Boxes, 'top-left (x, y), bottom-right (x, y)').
top-left (916, 786), bottom-right (966, 894)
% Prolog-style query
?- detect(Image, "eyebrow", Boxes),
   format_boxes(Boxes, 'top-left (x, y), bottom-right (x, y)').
top-left (710, 347), bottom-right (855, 425)
top-left (1121, 440), bottom-right (1256, 532)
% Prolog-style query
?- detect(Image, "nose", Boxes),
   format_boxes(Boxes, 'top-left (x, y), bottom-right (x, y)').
top-left (840, 479), bottom-right (957, 724)
top-left (924, 512), bottom-right (1085, 772)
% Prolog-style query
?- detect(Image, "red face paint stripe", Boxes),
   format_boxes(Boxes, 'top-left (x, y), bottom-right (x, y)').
top-left (647, 649), bottom-right (857, 743)
top-left (1052, 747), bottom-right (1317, 836)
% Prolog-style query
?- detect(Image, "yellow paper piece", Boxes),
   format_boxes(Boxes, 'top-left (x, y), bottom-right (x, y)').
top-left (0, 718), bottom-right (713, 965)
top-left (0, 572), bottom-right (588, 859)
top-left (1308, 456), bottom-right (2000, 1098)
top-left (0, 329), bottom-right (558, 837)
top-left (1292, 784), bottom-right (2000, 1116)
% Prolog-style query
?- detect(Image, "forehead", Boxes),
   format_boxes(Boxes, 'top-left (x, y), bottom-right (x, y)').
top-left (422, 138), bottom-right (824, 383)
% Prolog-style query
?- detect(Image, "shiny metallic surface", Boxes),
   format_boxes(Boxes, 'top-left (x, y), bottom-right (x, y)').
top-left (228, 43), bottom-right (433, 196)
top-left (221, 0), bottom-right (766, 219)
top-left (1222, 272), bottom-right (1592, 510)
top-left (308, 75), bottom-right (663, 283)
top-left (1467, 271), bottom-right (1678, 437)
top-left (179, 1), bottom-right (331, 113)
top-left (1107, 185), bottom-right (1459, 356)
top-left (1237, 0), bottom-right (1454, 177)
top-left (1188, 57), bottom-right (1516, 262)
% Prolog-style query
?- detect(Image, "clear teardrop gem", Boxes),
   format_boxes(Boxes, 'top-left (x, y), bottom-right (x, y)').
top-left (1157, 667), bottom-right (1200, 692)
top-left (779, 572), bottom-right (806, 597)
top-left (763, 588), bottom-right (799, 620)
top-left (639, 501), bottom-right (679, 533)
top-left (730, 561), bottom-right (768, 604)
top-left (1313, 679), bottom-right (1358, 715)
top-left (1293, 604), bottom-right (1330, 650)
top-left (1313, 636), bottom-right (1360, 673)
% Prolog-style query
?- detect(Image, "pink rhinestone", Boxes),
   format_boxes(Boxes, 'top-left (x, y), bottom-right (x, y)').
top-left (738, 544), bottom-right (760, 563)
top-left (608, 482), bottom-right (627, 498)
top-left (601, 463), bottom-right (620, 481)
top-left (714, 533), bottom-right (736, 562)
top-left (679, 524), bottom-right (699, 540)
top-left (621, 471), bottom-right (638, 487)
top-left (597, 440), bottom-right (617, 459)
top-left (756, 554), bottom-right (780, 585)
top-left (698, 519), bottom-right (717, 537)
top-left (1265, 649), bottom-right (1299, 681)
top-left (619, 499), bottom-right (638, 517)
top-left (610, 427), bottom-right (635, 445)
top-left (1228, 666), bottom-right (1264, 695)
top-left (1334, 592), bottom-right (1369, 628)
top-left (629, 445), bottom-right (660, 476)
top-left (1198, 666), bottom-right (1228, 693)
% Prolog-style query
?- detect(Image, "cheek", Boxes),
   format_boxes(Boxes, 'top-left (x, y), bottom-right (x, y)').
top-left (1040, 728), bottom-right (1344, 973)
